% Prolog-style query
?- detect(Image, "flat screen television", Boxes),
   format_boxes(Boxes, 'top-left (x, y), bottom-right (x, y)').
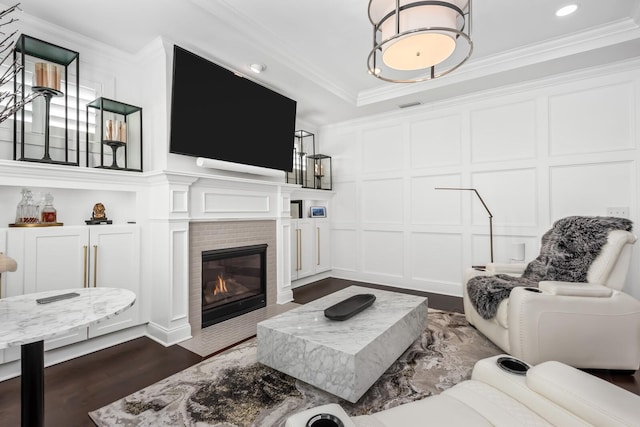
top-left (169, 45), bottom-right (296, 172)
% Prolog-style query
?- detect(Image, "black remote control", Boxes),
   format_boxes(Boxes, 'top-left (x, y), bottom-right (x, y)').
top-left (36, 292), bottom-right (80, 304)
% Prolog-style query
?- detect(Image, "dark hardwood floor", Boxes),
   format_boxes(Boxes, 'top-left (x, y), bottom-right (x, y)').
top-left (0, 338), bottom-right (203, 427)
top-left (0, 277), bottom-right (636, 426)
top-left (293, 277), bottom-right (464, 312)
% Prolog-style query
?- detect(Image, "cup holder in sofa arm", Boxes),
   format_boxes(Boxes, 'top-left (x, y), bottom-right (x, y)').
top-left (306, 414), bottom-right (344, 427)
top-left (285, 404), bottom-right (355, 427)
top-left (306, 413), bottom-right (344, 427)
top-left (497, 356), bottom-right (530, 375)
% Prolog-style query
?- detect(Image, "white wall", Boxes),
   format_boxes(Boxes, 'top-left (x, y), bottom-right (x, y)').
top-left (322, 59), bottom-right (640, 300)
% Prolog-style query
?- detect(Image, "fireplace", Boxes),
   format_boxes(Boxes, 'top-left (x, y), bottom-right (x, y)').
top-left (201, 244), bottom-right (267, 328)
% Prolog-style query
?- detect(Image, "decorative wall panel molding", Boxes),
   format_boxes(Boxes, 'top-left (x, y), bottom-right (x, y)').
top-left (549, 82), bottom-right (634, 156)
top-left (410, 114), bottom-right (462, 169)
top-left (331, 181), bottom-right (358, 224)
top-left (171, 190), bottom-right (189, 213)
top-left (472, 168), bottom-right (537, 227)
top-left (411, 174), bottom-right (462, 225)
top-left (410, 232), bottom-right (462, 283)
top-left (362, 178), bottom-right (403, 225)
top-left (280, 193), bottom-right (291, 217)
top-left (362, 124), bottom-right (404, 173)
top-left (470, 100), bottom-right (536, 163)
top-left (330, 131), bottom-right (359, 180)
top-left (549, 161), bottom-right (633, 220)
top-left (362, 230), bottom-right (404, 278)
top-left (170, 227), bottom-right (188, 322)
top-left (202, 191), bottom-right (270, 214)
top-left (331, 229), bottom-right (358, 272)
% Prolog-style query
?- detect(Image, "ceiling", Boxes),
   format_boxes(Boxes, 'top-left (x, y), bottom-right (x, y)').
top-left (14, 0), bottom-right (640, 127)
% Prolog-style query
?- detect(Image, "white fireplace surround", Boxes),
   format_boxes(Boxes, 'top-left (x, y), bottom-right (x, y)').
top-left (145, 169), bottom-right (300, 346)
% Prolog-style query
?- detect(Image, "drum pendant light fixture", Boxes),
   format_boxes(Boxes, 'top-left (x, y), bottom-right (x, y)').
top-left (368, 0), bottom-right (473, 83)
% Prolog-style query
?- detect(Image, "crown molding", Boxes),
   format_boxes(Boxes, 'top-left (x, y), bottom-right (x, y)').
top-left (188, 0), bottom-right (357, 105)
top-left (327, 56), bottom-right (640, 131)
top-left (356, 18), bottom-right (640, 107)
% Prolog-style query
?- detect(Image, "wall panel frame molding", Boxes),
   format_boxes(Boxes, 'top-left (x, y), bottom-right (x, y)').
top-left (548, 82), bottom-right (635, 156)
top-left (470, 100), bottom-right (537, 163)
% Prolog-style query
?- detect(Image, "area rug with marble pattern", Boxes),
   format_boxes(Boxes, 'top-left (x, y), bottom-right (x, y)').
top-left (89, 309), bottom-right (501, 427)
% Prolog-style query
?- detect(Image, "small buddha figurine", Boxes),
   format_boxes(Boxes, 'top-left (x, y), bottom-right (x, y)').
top-left (92, 203), bottom-right (106, 221)
top-left (86, 202), bottom-right (112, 224)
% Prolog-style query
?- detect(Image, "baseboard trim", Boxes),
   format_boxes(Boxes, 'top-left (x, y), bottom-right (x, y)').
top-left (292, 271), bottom-right (333, 289)
top-left (329, 270), bottom-right (463, 297)
top-left (146, 321), bottom-right (193, 347)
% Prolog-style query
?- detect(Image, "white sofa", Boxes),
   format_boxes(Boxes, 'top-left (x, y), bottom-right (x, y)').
top-left (285, 355), bottom-right (640, 427)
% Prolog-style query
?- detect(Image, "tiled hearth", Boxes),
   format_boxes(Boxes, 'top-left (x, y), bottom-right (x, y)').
top-left (179, 220), bottom-right (297, 356)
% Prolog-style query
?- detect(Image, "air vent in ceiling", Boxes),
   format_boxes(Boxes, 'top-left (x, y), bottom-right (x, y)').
top-left (398, 101), bottom-right (422, 109)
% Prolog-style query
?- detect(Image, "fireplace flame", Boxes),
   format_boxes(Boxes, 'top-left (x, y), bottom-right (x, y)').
top-left (214, 274), bottom-right (228, 295)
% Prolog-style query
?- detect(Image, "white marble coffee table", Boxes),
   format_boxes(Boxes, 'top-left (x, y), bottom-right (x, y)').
top-left (257, 286), bottom-right (428, 402)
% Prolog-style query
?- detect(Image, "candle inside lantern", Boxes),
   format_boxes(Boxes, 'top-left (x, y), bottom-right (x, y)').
top-left (118, 121), bottom-right (127, 143)
top-left (34, 62), bottom-right (61, 90)
top-left (105, 119), bottom-right (114, 140)
top-left (113, 120), bottom-right (127, 142)
top-left (314, 162), bottom-right (324, 176)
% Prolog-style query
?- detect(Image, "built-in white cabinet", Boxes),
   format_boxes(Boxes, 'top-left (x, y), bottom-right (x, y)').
top-left (1, 224), bottom-right (140, 357)
top-left (291, 218), bottom-right (331, 281)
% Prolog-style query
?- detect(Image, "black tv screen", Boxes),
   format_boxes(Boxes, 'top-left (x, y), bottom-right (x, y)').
top-left (169, 45), bottom-right (296, 172)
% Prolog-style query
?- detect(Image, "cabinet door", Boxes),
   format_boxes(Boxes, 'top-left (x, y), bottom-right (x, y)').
top-left (88, 225), bottom-right (140, 338)
top-left (22, 226), bottom-right (89, 293)
top-left (315, 219), bottom-right (331, 273)
top-left (21, 226), bottom-right (90, 350)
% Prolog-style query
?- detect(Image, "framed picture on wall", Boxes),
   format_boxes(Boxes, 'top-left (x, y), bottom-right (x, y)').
top-left (310, 206), bottom-right (326, 218)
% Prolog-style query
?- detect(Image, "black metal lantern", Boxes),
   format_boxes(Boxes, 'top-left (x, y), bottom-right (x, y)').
top-left (13, 35), bottom-right (80, 165)
top-left (287, 130), bottom-right (315, 188)
top-left (306, 154), bottom-right (332, 190)
top-left (86, 97), bottom-right (143, 171)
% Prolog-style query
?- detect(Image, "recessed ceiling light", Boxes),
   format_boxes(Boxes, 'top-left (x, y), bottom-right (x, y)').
top-left (249, 63), bottom-right (266, 73)
top-left (556, 4), bottom-right (578, 17)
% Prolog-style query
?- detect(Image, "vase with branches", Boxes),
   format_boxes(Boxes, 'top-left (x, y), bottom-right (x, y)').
top-left (0, 3), bottom-right (40, 124)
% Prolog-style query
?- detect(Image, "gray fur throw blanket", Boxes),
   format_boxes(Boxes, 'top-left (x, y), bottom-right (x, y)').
top-left (467, 216), bottom-right (633, 320)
